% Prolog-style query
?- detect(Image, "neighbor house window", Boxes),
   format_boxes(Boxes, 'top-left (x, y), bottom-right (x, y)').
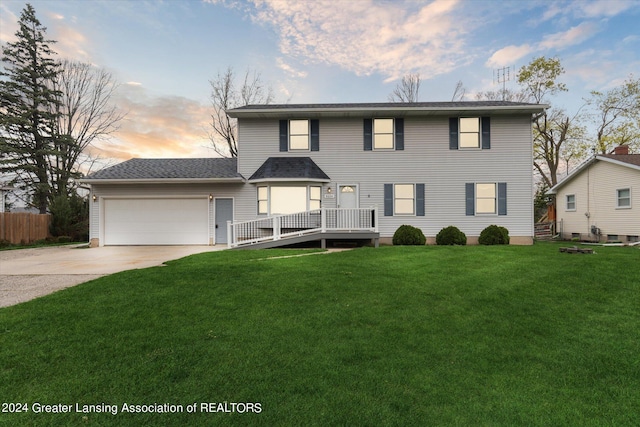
top-left (617, 188), bottom-right (630, 208)
top-left (566, 194), bottom-right (576, 211)
top-left (374, 118), bottom-right (394, 149)
top-left (258, 186), bottom-right (322, 215)
top-left (459, 117), bottom-right (480, 148)
top-left (476, 183), bottom-right (496, 214)
top-left (289, 119), bottom-right (309, 150)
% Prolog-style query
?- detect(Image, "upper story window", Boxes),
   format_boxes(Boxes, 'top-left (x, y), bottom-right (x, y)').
top-left (289, 119), bottom-right (309, 150)
top-left (566, 194), bottom-right (576, 211)
top-left (450, 117), bottom-right (490, 150)
top-left (374, 119), bottom-right (394, 149)
top-left (617, 188), bottom-right (631, 208)
top-left (459, 118), bottom-right (480, 148)
top-left (364, 118), bottom-right (404, 151)
top-left (279, 119), bottom-right (319, 152)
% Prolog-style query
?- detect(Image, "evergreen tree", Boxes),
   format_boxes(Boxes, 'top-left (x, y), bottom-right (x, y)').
top-left (0, 3), bottom-right (61, 213)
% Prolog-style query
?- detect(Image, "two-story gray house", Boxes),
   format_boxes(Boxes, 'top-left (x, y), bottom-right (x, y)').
top-left (81, 101), bottom-right (546, 248)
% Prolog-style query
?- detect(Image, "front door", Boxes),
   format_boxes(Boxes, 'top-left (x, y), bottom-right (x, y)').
top-left (339, 185), bottom-right (358, 209)
top-left (215, 198), bottom-right (233, 244)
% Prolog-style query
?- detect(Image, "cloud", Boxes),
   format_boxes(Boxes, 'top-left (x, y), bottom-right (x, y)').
top-left (276, 58), bottom-right (307, 78)
top-left (487, 21), bottom-right (600, 67)
top-left (214, 0), bottom-right (471, 81)
top-left (539, 22), bottom-right (600, 50)
top-left (92, 84), bottom-right (213, 161)
top-left (574, 0), bottom-right (636, 18)
top-left (0, 4), bottom-right (19, 44)
top-left (486, 44), bottom-right (534, 67)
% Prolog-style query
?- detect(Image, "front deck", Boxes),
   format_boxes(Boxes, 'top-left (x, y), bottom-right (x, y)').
top-left (227, 208), bottom-right (379, 249)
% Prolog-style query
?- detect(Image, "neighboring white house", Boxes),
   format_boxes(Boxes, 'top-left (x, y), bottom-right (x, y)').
top-left (0, 185), bottom-right (13, 213)
top-left (548, 146), bottom-right (640, 243)
top-left (80, 101), bottom-right (547, 247)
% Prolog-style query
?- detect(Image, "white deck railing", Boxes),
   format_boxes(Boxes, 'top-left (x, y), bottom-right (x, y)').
top-left (227, 208), bottom-right (378, 248)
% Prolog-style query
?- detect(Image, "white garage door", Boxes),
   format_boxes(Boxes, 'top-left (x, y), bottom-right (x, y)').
top-left (104, 198), bottom-right (209, 245)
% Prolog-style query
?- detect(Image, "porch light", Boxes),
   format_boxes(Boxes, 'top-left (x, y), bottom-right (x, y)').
top-left (92, 194), bottom-right (97, 202)
top-left (209, 194), bottom-right (213, 201)
top-left (327, 187), bottom-right (332, 194)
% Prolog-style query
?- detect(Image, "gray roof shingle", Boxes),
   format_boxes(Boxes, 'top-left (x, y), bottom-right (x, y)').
top-left (249, 157), bottom-right (330, 182)
top-left (83, 158), bottom-right (243, 181)
top-left (599, 154), bottom-right (640, 167)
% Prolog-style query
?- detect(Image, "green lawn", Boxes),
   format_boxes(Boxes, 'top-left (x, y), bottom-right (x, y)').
top-left (1, 243), bottom-right (639, 426)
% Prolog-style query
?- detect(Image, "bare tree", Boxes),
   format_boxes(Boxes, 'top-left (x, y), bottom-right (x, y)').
top-left (451, 80), bottom-right (466, 101)
top-left (474, 88), bottom-right (529, 102)
top-left (589, 75), bottom-right (640, 154)
top-left (209, 67), bottom-right (274, 157)
top-left (48, 60), bottom-right (124, 197)
top-left (388, 73), bottom-right (421, 103)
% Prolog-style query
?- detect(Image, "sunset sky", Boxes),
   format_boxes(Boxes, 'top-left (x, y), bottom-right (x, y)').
top-left (1, 0), bottom-right (639, 165)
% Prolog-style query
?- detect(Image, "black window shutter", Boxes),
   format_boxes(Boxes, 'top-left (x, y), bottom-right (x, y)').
top-left (465, 183), bottom-right (475, 216)
top-left (449, 117), bottom-right (459, 150)
top-left (416, 183), bottom-right (425, 216)
top-left (364, 119), bottom-right (373, 151)
top-left (481, 117), bottom-right (491, 149)
top-left (384, 184), bottom-right (393, 216)
top-left (279, 120), bottom-right (288, 152)
top-left (310, 119), bottom-right (319, 151)
top-left (395, 118), bottom-right (404, 150)
top-left (498, 182), bottom-right (507, 215)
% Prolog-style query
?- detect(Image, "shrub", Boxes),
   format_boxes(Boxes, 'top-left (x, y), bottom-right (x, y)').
top-left (436, 226), bottom-right (467, 245)
top-left (0, 239), bottom-right (12, 248)
top-left (57, 236), bottom-right (72, 243)
top-left (478, 225), bottom-right (510, 245)
top-left (392, 224), bottom-right (426, 246)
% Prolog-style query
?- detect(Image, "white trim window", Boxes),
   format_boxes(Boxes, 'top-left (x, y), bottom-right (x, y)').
top-left (459, 117), bottom-right (480, 148)
top-left (616, 188), bottom-right (631, 209)
top-left (257, 185), bottom-right (322, 215)
top-left (476, 183), bottom-right (496, 214)
top-left (373, 118), bottom-right (394, 149)
top-left (394, 184), bottom-right (415, 215)
top-left (566, 194), bottom-right (576, 211)
top-left (289, 119), bottom-right (310, 150)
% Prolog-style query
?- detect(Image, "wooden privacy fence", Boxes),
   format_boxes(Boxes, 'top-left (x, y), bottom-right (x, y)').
top-left (0, 212), bottom-right (51, 244)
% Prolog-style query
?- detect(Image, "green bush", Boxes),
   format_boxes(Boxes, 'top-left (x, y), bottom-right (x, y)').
top-left (392, 224), bottom-right (426, 246)
top-left (57, 236), bottom-right (72, 243)
top-left (478, 225), bottom-right (510, 245)
top-left (436, 226), bottom-right (467, 245)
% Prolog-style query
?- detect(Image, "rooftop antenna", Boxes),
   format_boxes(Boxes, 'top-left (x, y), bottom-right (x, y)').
top-left (493, 66), bottom-right (513, 100)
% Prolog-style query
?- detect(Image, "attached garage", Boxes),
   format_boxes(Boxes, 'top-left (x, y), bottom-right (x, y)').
top-left (80, 158), bottom-right (245, 247)
top-left (103, 198), bottom-right (209, 245)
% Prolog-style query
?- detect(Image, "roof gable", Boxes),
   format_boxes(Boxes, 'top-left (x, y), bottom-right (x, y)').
top-left (249, 157), bottom-right (330, 182)
top-left (549, 154), bottom-right (640, 194)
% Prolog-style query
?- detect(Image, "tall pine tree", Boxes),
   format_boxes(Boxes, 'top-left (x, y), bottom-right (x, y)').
top-left (0, 3), bottom-right (61, 213)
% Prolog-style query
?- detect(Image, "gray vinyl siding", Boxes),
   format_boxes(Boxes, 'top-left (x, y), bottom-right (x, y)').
top-left (237, 114), bottom-right (534, 239)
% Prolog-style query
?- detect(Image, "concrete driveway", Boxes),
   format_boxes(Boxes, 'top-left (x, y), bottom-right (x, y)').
top-left (0, 245), bottom-right (226, 308)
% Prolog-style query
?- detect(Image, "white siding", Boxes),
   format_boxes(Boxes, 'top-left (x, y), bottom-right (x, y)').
top-left (236, 115), bottom-right (534, 240)
top-left (556, 160), bottom-right (640, 240)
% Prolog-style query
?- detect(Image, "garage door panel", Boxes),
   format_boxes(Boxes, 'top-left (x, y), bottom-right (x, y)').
top-left (104, 198), bottom-right (209, 245)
